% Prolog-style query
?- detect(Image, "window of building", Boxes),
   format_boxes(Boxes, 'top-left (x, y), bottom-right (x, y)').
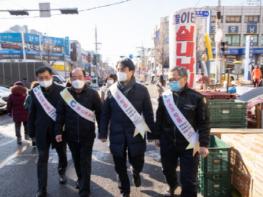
top-left (244, 15), bottom-right (260, 23)
top-left (243, 35), bottom-right (258, 46)
top-left (225, 16), bottom-right (241, 23)
top-left (260, 35), bottom-right (263, 46)
top-left (211, 15), bottom-right (223, 23)
top-left (225, 34), bottom-right (241, 46)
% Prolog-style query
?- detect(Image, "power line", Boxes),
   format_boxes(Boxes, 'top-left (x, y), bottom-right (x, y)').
top-left (0, 0), bottom-right (131, 20)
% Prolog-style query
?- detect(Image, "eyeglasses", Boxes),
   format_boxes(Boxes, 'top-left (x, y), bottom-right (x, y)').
top-left (168, 77), bottom-right (183, 82)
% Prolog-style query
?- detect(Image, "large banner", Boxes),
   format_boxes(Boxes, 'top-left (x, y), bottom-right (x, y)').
top-left (0, 33), bottom-right (23, 59)
top-left (244, 35), bottom-right (251, 81)
top-left (169, 10), bottom-right (196, 87)
top-left (24, 33), bottom-right (41, 59)
top-left (0, 33), bottom-right (69, 61)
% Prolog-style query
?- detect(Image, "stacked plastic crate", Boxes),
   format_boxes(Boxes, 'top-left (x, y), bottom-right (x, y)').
top-left (198, 135), bottom-right (231, 197)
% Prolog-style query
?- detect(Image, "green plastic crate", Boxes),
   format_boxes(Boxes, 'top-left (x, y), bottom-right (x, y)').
top-left (198, 135), bottom-right (231, 197)
top-left (199, 173), bottom-right (231, 197)
top-left (210, 121), bottom-right (247, 128)
top-left (199, 135), bottom-right (231, 174)
top-left (208, 100), bottom-right (247, 128)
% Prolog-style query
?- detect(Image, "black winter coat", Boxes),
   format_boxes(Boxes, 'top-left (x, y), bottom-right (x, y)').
top-left (155, 87), bottom-right (210, 153)
top-left (54, 86), bottom-right (101, 143)
top-left (99, 82), bottom-right (154, 157)
top-left (28, 83), bottom-right (64, 150)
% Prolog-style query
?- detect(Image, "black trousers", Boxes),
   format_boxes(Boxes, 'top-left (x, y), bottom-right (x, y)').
top-left (113, 151), bottom-right (144, 194)
top-left (37, 141), bottom-right (67, 192)
top-left (161, 149), bottom-right (199, 197)
top-left (14, 121), bottom-right (28, 138)
top-left (68, 140), bottom-right (94, 197)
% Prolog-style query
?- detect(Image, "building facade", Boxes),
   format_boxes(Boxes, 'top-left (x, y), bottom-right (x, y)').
top-left (208, 6), bottom-right (263, 65)
top-left (153, 16), bottom-right (169, 69)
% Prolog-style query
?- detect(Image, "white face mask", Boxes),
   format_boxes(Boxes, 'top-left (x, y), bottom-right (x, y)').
top-left (72, 80), bottom-right (85, 89)
top-left (107, 79), bottom-right (114, 85)
top-left (117, 72), bottom-right (127, 82)
top-left (39, 79), bottom-right (53, 88)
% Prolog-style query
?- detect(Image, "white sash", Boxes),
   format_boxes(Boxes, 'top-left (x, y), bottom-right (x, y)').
top-left (33, 86), bottom-right (57, 121)
top-left (60, 89), bottom-right (95, 123)
top-left (110, 83), bottom-right (150, 138)
top-left (162, 90), bottom-right (200, 156)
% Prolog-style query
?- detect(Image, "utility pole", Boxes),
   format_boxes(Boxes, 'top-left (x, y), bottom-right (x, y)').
top-left (94, 26), bottom-right (102, 54)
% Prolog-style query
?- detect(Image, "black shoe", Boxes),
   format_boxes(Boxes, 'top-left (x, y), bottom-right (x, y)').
top-left (59, 174), bottom-right (67, 184)
top-left (75, 180), bottom-right (80, 189)
top-left (36, 191), bottom-right (47, 197)
top-left (25, 134), bottom-right (30, 140)
top-left (164, 186), bottom-right (176, 197)
top-left (17, 138), bottom-right (22, 145)
top-left (133, 173), bottom-right (141, 187)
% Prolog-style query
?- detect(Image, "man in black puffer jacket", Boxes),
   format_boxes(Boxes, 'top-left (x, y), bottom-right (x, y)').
top-left (99, 58), bottom-right (154, 197)
top-left (154, 66), bottom-right (210, 197)
top-left (55, 68), bottom-right (101, 197)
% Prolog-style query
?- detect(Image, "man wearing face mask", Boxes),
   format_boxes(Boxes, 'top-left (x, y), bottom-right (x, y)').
top-left (154, 67), bottom-right (210, 197)
top-left (55, 68), bottom-right (101, 197)
top-left (28, 66), bottom-right (68, 197)
top-left (99, 58), bottom-right (154, 197)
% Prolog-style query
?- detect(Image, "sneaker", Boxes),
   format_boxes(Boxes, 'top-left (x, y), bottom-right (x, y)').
top-left (133, 172), bottom-right (141, 187)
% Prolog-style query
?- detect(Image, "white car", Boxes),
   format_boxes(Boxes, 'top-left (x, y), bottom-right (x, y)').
top-left (0, 97), bottom-right (7, 112)
top-left (0, 86), bottom-right (11, 102)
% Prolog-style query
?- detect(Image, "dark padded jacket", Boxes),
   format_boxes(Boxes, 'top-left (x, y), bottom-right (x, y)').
top-left (155, 86), bottom-right (210, 153)
top-left (55, 85), bottom-right (101, 143)
top-left (28, 83), bottom-right (64, 150)
top-left (99, 82), bottom-right (154, 157)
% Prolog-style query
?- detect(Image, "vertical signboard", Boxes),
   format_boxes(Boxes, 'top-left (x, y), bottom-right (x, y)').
top-left (170, 10), bottom-right (196, 87)
top-left (244, 35), bottom-right (251, 80)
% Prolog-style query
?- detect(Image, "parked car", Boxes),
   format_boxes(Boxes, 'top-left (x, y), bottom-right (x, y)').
top-left (52, 75), bottom-right (66, 86)
top-left (0, 86), bottom-right (11, 102)
top-left (0, 97), bottom-right (7, 113)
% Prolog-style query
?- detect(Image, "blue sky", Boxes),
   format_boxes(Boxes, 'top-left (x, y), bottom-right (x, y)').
top-left (0, 0), bottom-right (251, 63)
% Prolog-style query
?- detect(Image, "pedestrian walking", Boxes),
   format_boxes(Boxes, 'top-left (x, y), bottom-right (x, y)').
top-left (24, 81), bottom-right (39, 147)
top-left (157, 74), bottom-right (166, 96)
top-left (28, 66), bottom-right (68, 197)
top-left (99, 58), bottom-right (154, 197)
top-left (252, 65), bottom-right (262, 87)
top-left (100, 74), bottom-right (117, 102)
top-left (7, 81), bottom-right (29, 145)
top-left (154, 67), bottom-right (210, 197)
top-left (55, 68), bottom-right (101, 197)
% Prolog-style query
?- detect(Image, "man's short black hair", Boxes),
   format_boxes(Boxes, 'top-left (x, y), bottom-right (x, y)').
top-left (35, 66), bottom-right (53, 76)
top-left (70, 68), bottom-right (86, 77)
top-left (117, 58), bottom-right (135, 71)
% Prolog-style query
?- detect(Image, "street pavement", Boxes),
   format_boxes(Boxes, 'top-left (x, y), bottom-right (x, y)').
top-left (0, 84), bottom-right (199, 197)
